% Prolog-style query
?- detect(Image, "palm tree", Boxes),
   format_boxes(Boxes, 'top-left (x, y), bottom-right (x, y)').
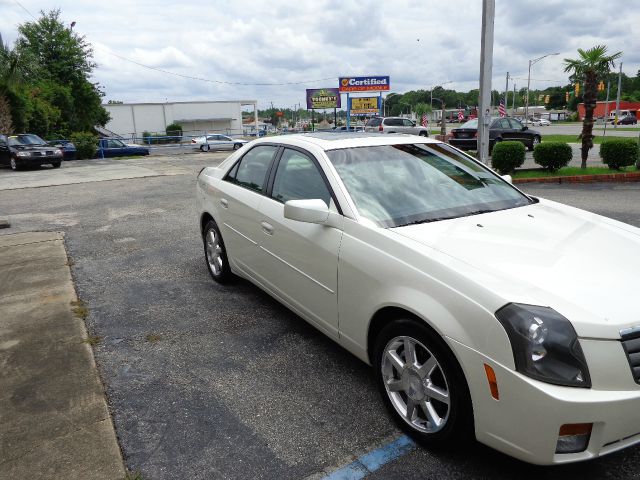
top-left (563, 45), bottom-right (622, 169)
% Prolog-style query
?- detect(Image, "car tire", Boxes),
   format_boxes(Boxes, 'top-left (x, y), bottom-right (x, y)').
top-left (201, 144), bottom-right (210, 152)
top-left (10, 157), bottom-right (21, 171)
top-left (233, 143), bottom-right (241, 150)
top-left (374, 319), bottom-right (473, 448)
top-left (203, 219), bottom-right (233, 283)
top-left (51, 161), bottom-right (61, 168)
top-left (529, 136), bottom-right (541, 151)
top-left (418, 132), bottom-right (428, 137)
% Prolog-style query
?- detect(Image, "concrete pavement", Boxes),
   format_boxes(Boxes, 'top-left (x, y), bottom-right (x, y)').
top-left (0, 232), bottom-right (125, 479)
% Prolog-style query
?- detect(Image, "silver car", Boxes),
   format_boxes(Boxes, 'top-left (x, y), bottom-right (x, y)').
top-left (365, 117), bottom-right (429, 136)
top-left (191, 134), bottom-right (248, 152)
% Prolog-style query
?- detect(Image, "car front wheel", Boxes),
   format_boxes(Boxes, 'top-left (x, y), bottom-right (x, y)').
top-left (52, 161), bottom-right (61, 168)
top-left (529, 135), bottom-right (541, 151)
top-left (201, 144), bottom-right (210, 152)
top-left (233, 143), bottom-right (242, 150)
top-left (203, 219), bottom-right (232, 283)
top-left (10, 157), bottom-right (21, 171)
top-left (374, 319), bottom-right (473, 447)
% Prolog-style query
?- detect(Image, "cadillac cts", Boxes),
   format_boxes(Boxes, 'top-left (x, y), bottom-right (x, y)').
top-left (195, 133), bottom-right (640, 465)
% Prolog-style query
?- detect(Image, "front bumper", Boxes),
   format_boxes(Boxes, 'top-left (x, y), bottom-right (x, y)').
top-left (450, 338), bottom-right (640, 465)
top-left (15, 154), bottom-right (62, 165)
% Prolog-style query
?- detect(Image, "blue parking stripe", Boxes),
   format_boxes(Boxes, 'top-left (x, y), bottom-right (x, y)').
top-left (322, 435), bottom-right (417, 480)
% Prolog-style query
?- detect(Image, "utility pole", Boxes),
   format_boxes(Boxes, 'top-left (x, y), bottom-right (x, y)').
top-left (478, 0), bottom-right (495, 164)
top-left (614, 62), bottom-right (622, 129)
top-left (512, 83), bottom-right (516, 115)
top-left (603, 80), bottom-right (611, 137)
top-left (504, 72), bottom-right (509, 116)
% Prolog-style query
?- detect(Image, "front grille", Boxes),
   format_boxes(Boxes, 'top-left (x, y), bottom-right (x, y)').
top-left (30, 151), bottom-right (42, 157)
top-left (621, 330), bottom-right (640, 384)
top-left (46, 150), bottom-right (54, 156)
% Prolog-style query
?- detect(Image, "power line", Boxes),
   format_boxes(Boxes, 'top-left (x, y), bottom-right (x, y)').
top-left (94, 47), bottom-right (337, 87)
top-left (13, 0), bottom-right (37, 20)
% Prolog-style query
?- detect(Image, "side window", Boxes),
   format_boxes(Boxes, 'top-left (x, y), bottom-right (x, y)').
top-left (499, 119), bottom-right (511, 129)
top-left (509, 118), bottom-right (523, 129)
top-left (271, 149), bottom-right (331, 206)
top-left (403, 119), bottom-right (414, 127)
top-left (229, 145), bottom-right (277, 193)
top-left (106, 139), bottom-right (120, 148)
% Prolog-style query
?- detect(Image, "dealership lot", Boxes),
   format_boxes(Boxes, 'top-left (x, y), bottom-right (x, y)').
top-left (1, 156), bottom-right (640, 479)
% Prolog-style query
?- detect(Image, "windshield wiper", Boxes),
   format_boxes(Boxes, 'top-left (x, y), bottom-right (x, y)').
top-left (396, 216), bottom-right (456, 227)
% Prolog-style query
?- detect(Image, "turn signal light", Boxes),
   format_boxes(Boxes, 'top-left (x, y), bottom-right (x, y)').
top-left (483, 364), bottom-right (499, 400)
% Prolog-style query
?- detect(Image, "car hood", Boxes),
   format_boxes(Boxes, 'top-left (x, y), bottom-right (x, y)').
top-left (11, 145), bottom-right (55, 151)
top-left (391, 199), bottom-right (640, 339)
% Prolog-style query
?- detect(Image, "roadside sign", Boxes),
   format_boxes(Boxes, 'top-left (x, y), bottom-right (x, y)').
top-left (306, 88), bottom-right (341, 109)
top-left (349, 97), bottom-right (381, 116)
top-left (339, 76), bottom-right (390, 92)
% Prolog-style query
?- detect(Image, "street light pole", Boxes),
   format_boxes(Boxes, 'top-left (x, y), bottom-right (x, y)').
top-left (525, 52), bottom-right (559, 122)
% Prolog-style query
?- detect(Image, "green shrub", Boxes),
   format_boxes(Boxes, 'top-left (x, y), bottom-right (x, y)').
top-left (490, 141), bottom-right (525, 174)
top-left (69, 132), bottom-right (98, 159)
top-left (165, 122), bottom-right (183, 139)
top-left (533, 142), bottom-right (572, 172)
top-left (599, 139), bottom-right (639, 170)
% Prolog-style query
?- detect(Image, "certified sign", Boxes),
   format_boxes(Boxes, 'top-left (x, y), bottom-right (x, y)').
top-left (339, 76), bottom-right (390, 92)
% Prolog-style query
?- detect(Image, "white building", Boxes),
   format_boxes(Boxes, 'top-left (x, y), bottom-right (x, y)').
top-left (103, 100), bottom-right (258, 137)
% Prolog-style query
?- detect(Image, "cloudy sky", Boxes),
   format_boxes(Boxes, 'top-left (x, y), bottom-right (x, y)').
top-left (3, 0), bottom-right (640, 110)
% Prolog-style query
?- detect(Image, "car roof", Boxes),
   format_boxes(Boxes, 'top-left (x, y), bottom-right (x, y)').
top-left (252, 132), bottom-right (439, 151)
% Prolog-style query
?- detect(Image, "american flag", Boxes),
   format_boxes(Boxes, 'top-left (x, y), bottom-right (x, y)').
top-left (421, 114), bottom-right (428, 127)
top-left (457, 110), bottom-right (464, 121)
top-left (498, 98), bottom-right (506, 117)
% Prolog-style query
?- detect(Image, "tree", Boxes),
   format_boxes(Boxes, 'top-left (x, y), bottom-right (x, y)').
top-left (14, 9), bottom-right (109, 134)
top-left (563, 45), bottom-right (622, 169)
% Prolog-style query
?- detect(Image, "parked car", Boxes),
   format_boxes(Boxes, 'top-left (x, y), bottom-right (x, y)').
top-left (616, 115), bottom-right (638, 125)
top-left (96, 138), bottom-right (149, 158)
top-left (196, 132), bottom-right (640, 465)
top-left (191, 134), bottom-right (248, 152)
top-left (449, 117), bottom-right (541, 152)
top-left (0, 133), bottom-right (63, 170)
top-left (525, 118), bottom-right (551, 127)
top-left (364, 117), bottom-right (429, 136)
top-left (47, 139), bottom-right (77, 160)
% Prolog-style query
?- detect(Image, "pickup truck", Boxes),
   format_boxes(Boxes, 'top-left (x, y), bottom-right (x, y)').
top-left (97, 138), bottom-right (150, 158)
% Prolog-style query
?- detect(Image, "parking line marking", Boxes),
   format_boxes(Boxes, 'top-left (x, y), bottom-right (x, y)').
top-left (321, 435), bottom-right (416, 480)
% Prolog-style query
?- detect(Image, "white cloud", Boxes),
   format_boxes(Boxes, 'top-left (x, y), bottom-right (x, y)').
top-left (2, 0), bottom-right (638, 108)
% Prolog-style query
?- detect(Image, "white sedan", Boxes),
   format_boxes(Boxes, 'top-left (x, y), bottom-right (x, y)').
top-left (191, 134), bottom-right (248, 152)
top-left (196, 133), bottom-right (640, 465)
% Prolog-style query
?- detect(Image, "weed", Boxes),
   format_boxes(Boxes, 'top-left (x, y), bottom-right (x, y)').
top-left (70, 299), bottom-right (88, 319)
top-left (145, 333), bottom-right (162, 343)
top-left (82, 335), bottom-right (103, 346)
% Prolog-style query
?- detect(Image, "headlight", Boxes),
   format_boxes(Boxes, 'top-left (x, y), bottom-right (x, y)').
top-left (16, 151), bottom-right (31, 157)
top-left (54, 149), bottom-right (63, 157)
top-left (496, 303), bottom-right (591, 388)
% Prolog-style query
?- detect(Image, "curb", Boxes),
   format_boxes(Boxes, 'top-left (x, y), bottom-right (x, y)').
top-left (513, 171), bottom-right (640, 185)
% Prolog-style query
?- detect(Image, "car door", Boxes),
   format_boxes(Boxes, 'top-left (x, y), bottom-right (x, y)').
top-left (507, 118), bottom-right (529, 144)
top-left (219, 135), bottom-right (235, 150)
top-left (403, 118), bottom-right (417, 134)
top-left (255, 147), bottom-right (343, 338)
top-left (215, 145), bottom-right (279, 277)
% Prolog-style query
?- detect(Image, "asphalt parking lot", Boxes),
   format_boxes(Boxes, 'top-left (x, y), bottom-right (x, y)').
top-left (1, 156), bottom-right (640, 479)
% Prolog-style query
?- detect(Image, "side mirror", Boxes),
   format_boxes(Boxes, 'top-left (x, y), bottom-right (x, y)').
top-left (284, 199), bottom-right (329, 224)
top-left (521, 126), bottom-right (528, 131)
top-left (501, 174), bottom-right (513, 184)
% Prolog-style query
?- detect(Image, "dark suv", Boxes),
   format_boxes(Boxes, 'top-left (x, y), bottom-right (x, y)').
top-left (364, 117), bottom-right (429, 136)
top-left (0, 134), bottom-right (64, 170)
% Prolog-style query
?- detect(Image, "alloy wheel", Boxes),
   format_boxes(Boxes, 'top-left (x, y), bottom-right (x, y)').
top-left (205, 228), bottom-right (223, 276)
top-left (381, 335), bottom-right (450, 433)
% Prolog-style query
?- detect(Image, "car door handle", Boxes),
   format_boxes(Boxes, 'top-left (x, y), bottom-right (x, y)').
top-left (261, 221), bottom-right (274, 235)
top-left (220, 198), bottom-right (229, 209)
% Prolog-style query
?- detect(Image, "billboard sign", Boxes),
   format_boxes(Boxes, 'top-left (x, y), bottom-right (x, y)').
top-left (306, 88), bottom-right (341, 109)
top-left (339, 76), bottom-right (390, 92)
top-left (349, 96), bottom-right (381, 116)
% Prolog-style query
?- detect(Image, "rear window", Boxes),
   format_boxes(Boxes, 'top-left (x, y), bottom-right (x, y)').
top-left (460, 119), bottom-right (478, 129)
top-left (366, 118), bottom-right (382, 127)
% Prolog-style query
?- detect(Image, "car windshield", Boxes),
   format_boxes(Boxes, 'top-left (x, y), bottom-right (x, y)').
top-left (10, 134), bottom-right (47, 146)
top-left (326, 143), bottom-right (531, 228)
top-left (459, 119), bottom-right (478, 129)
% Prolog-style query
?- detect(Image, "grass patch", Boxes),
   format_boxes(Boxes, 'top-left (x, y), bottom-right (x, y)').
top-left (593, 126), bottom-right (639, 131)
top-left (145, 333), bottom-right (162, 343)
top-left (125, 471), bottom-right (143, 480)
top-left (541, 134), bottom-right (631, 144)
top-left (82, 335), bottom-right (102, 346)
top-left (513, 166), bottom-right (637, 179)
top-left (70, 299), bottom-right (88, 319)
